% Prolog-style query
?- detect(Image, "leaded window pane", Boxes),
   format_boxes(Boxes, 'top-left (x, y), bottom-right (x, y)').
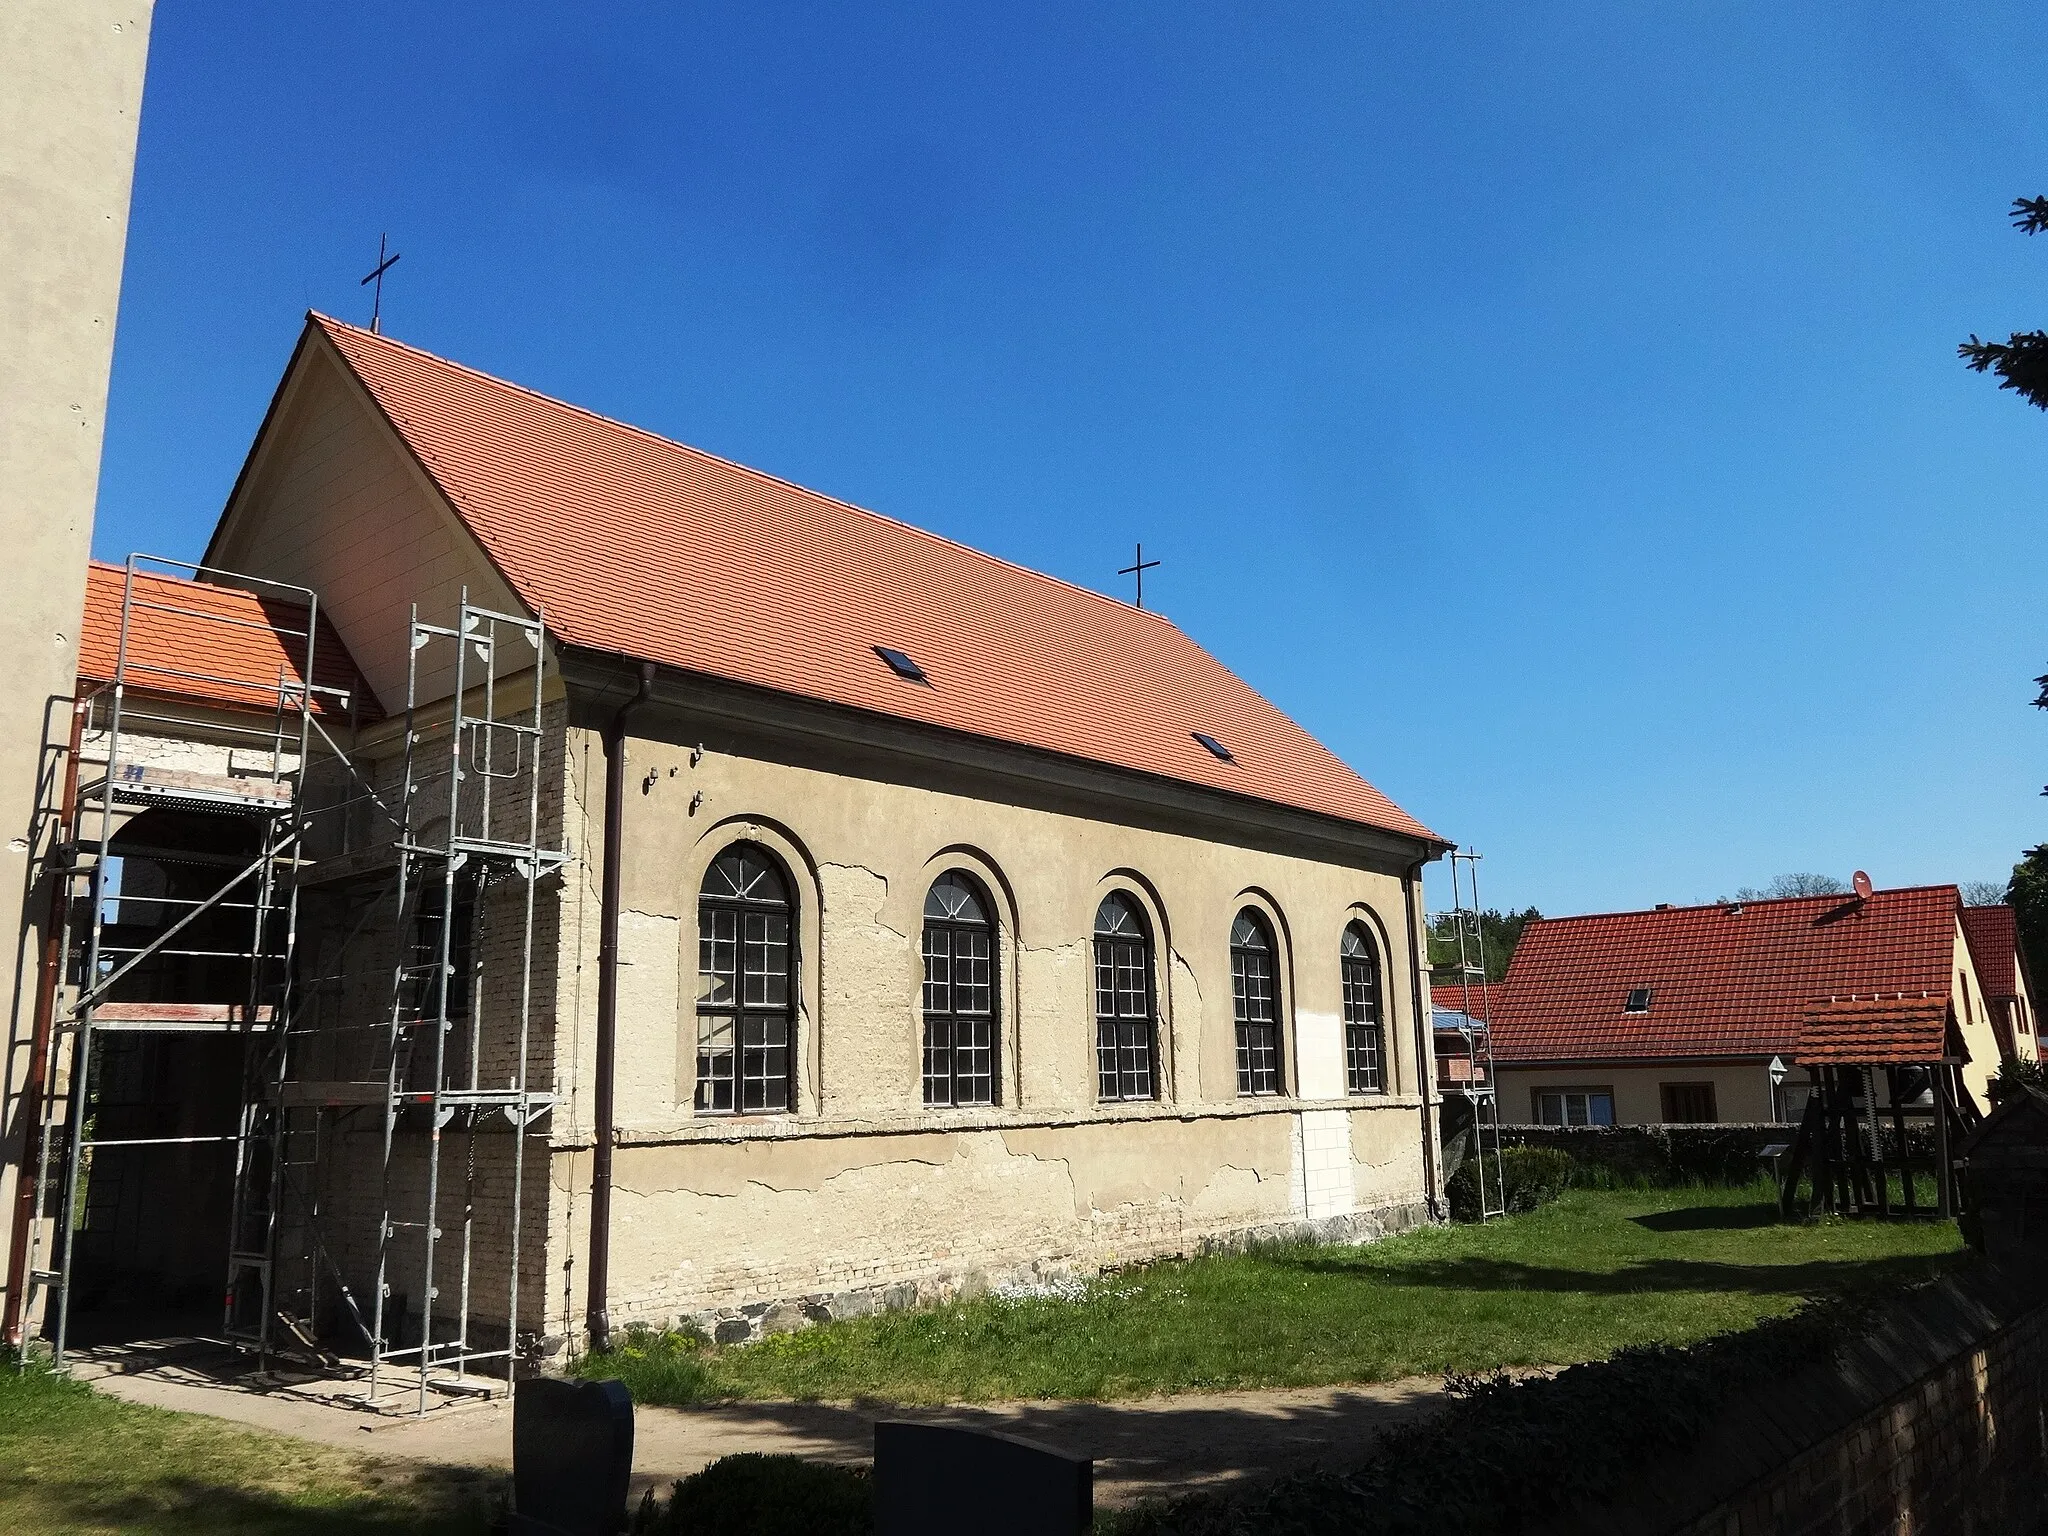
top-left (697, 843), bottom-right (794, 1115)
top-left (1342, 924), bottom-right (1384, 1094)
top-left (1232, 910), bottom-right (1282, 1096)
top-left (1093, 894), bottom-right (1157, 1102)
top-left (922, 873), bottom-right (998, 1107)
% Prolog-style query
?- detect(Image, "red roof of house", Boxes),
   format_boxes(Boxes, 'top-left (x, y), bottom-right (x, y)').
top-left (303, 315), bottom-right (1436, 842)
top-left (78, 560), bottom-right (375, 721)
top-left (1797, 994), bottom-right (1952, 1065)
top-left (1430, 981), bottom-right (1500, 1022)
top-left (1490, 885), bottom-right (1961, 1063)
top-left (1961, 905), bottom-right (2021, 998)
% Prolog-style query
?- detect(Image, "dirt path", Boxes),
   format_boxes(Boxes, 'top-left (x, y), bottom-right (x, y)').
top-left (73, 1339), bottom-right (1450, 1507)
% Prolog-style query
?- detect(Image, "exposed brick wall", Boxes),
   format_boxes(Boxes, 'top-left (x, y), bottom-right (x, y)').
top-left (1547, 1267), bottom-right (2048, 1536)
top-left (1673, 1299), bottom-right (2048, 1536)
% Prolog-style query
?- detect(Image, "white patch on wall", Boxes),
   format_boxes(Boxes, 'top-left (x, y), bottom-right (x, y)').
top-left (1293, 1009), bottom-right (1347, 1100)
top-left (614, 909), bottom-right (680, 1122)
top-left (1294, 1108), bottom-right (1356, 1221)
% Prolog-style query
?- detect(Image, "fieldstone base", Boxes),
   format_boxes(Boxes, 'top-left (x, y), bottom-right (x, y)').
top-left (667, 1197), bottom-right (1433, 1347)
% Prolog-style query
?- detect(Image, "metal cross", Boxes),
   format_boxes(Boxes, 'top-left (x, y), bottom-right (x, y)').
top-left (360, 233), bottom-right (401, 334)
top-left (1118, 543), bottom-right (1161, 609)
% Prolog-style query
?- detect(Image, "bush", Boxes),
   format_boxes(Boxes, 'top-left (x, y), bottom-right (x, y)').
top-left (1447, 1145), bottom-right (1574, 1221)
top-left (1497, 1124), bottom-right (1794, 1189)
top-left (1988, 1054), bottom-right (2048, 1105)
top-left (1104, 1295), bottom-right (1884, 1535)
top-left (630, 1453), bottom-right (872, 1536)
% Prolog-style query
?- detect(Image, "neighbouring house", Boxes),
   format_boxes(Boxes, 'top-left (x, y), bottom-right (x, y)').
top-left (1486, 886), bottom-right (2017, 1127)
top-left (3, 313), bottom-right (1450, 1376)
top-left (1960, 903), bottom-right (2039, 1064)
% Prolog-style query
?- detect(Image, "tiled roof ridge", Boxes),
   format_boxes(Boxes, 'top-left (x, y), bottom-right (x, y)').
top-left (1528, 883), bottom-right (1961, 927)
top-left (309, 313), bottom-right (1184, 634)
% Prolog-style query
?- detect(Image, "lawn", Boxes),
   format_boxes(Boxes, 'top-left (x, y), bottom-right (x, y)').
top-left (584, 1183), bottom-right (1969, 1405)
top-left (0, 1361), bottom-right (495, 1536)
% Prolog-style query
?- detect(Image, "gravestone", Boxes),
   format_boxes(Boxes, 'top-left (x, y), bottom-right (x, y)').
top-left (510, 1377), bottom-right (634, 1536)
top-left (874, 1420), bottom-right (1092, 1536)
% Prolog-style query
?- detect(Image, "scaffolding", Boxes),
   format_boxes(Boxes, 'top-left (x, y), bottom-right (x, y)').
top-left (25, 555), bottom-right (335, 1366)
top-left (22, 561), bottom-right (560, 1415)
top-left (1434, 849), bottom-right (1506, 1220)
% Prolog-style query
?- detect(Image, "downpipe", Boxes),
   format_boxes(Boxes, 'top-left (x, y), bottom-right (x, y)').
top-left (586, 661), bottom-right (655, 1355)
top-left (1403, 861), bottom-right (1444, 1222)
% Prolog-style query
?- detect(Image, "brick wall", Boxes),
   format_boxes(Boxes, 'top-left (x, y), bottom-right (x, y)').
top-left (1672, 1300), bottom-right (2048, 1536)
top-left (1544, 1265), bottom-right (2048, 1536)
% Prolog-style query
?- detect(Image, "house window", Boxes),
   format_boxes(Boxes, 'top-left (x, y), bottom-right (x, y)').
top-left (1341, 923), bottom-right (1385, 1094)
top-left (922, 872), bottom-right (997, 1107)
top-left (1624, 987), bottom-right (1653, 1013)
top-left (1534, 1088), bottom-right (1614, 1126)
top-left (1660, 1083), bottom-right (1717, 1124)
top-left (1094, 893), bottom-right (1157, 1102)
top-left (1232, 910), bottom-right (1283, 1096)
top-left (695, 843), bottom-right (793, 1114)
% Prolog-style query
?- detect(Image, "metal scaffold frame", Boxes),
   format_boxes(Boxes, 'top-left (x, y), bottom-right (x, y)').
top-left (22, 554), bottom-right (337, 1366)
top-left (359, 592), bottom-right (562, 1411)
top-left (1435, 849), bottom-right (1507, 1221)
top-left (17, 561), bottom-right (560, 1418)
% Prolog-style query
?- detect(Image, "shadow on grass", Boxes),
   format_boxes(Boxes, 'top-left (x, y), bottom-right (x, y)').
top-left (0, 1464), bottom-right (497, 1536)
top-left (1278, 1250), bottom-right (1966, 1298)
top-left (1629, 1203), bottom-right (1783, 1233)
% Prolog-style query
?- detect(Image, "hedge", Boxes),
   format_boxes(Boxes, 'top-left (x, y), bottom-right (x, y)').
top-left (1103, 1294), bottom-right (1886, 1535)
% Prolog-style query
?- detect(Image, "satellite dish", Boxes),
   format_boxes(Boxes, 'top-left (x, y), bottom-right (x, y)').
top-left (1852, 870), bottom-right (1873, 899)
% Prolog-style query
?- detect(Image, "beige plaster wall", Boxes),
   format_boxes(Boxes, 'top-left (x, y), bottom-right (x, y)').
top-left (542, 704), bottom-right (1436, 1335)
top-left (1496, 1062), bottom-right (1779, 1125)
top-left (0, 0), bottom-right (153, 1333)
top-left (208, 341), bottom-right (523, 713)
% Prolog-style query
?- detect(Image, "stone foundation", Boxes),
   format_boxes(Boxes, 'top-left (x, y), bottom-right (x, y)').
top-left (664, 1195), bottom-right (1432, 1346)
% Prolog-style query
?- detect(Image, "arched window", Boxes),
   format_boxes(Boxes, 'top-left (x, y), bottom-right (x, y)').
top-left (1232, 910), bottom-right (1283, 1096)
top-left (1342, 923), bottom-right (1385, 1094)
top-left (1094, 893), bottom-right (1157, 1102)
top-left (922, 872), bottom-right (997, 1107)
top-left (695, 843), bottom-right (794, 1114)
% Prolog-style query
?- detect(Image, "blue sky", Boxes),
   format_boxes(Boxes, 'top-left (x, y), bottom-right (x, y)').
top-left (96, 3), bottom-right (2048, 917)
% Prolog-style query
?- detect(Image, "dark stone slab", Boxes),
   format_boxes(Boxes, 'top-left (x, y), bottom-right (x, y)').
top-left (875, 1420), bottom-right (1091, 1536)
top-left (510, 1377), bottom-right (634, 1536)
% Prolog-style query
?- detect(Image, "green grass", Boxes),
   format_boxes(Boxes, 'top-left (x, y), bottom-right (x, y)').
top-left (0, 1360), bottom-right (496, 1536)
top-left (583, 1183), bottom-right (1969, 1406)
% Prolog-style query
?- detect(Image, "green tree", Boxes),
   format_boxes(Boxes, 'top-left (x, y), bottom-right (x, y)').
top-left (2008, 849), bottom-right (2048, 1001)
top-left (1960, 196), bottom-right (2048, 409)
top-left (1429, 905), bottom-right (1541, 985)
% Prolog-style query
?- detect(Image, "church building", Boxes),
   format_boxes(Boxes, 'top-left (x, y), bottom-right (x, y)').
top-left (6, 314), bottom-right (1446, 1373)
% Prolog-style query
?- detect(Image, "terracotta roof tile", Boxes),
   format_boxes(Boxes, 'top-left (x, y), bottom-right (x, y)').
top-left (1491, 886), bottom-right (1959, 1062)
top-left (1960, 905), bottom-right (2019, 998)
top-left (1797, 994), bottom-right (1951, 1064)
top-left (1428, 981), bottom-right (1499, 1021)
top-left (78, 561), bottom-right (376, 721)
top-left (307, 316), bottom-right (1435, 842)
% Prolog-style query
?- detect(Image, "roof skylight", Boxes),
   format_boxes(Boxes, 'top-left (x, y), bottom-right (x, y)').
top-left (874, 646), bottom-right (929, 684)
top-left (1193, 731), bottom-right (1235, 763)
top-left (1624, 987), bottom-right (1653, 1014)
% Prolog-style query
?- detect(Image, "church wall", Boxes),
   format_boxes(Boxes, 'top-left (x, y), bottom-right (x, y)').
top-left (207, 344), bottom-right (524, 714)
top-left (539, 698), bottom-right (1436, 1341)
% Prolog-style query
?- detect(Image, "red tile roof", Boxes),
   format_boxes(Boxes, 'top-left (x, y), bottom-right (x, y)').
top-left (1491, 885), bottom-right (1961, 1063)
top-left (303, 316), bottom-right (1436, 842)
top-left (1961, 905), bottom-right (2021, 998)
top-left (1429, 981), bottom-right (1500, 1022)
top-left (78, 560), bottom-right (375, 721)
top-left (1797, 995), bottom-right (1952, 1065)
